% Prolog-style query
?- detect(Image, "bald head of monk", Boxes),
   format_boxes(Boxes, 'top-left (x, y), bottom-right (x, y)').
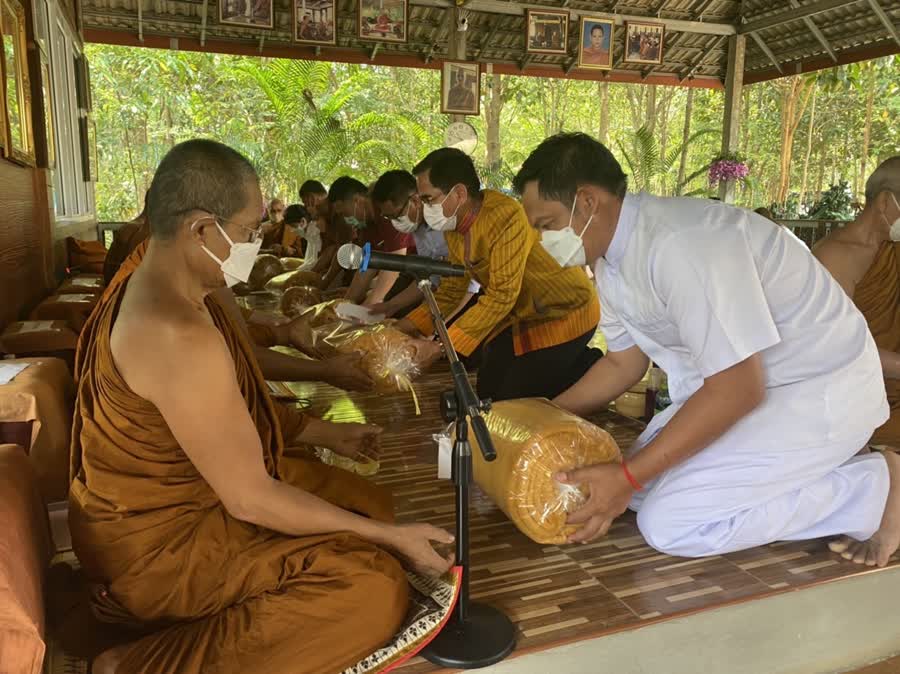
top-left (145, 139), bottom-right (265, 290)
top-left (863, 156), bottom-right (900, 242)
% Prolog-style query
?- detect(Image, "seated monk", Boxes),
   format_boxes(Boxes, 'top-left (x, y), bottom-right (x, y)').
top-left (103, 196), bottom-right (150, 285)
top-left (72, 139), bottom-right (454, 674)
top-left (93, 193), bottom-right (373, 393)
top-left (814, 156), bottom-right (900, 447)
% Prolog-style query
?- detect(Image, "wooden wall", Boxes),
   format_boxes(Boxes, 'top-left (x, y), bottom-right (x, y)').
top-left (0, 162), bottom-right (53, 330)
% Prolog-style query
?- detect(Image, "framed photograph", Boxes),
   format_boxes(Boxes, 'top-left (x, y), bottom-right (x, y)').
top-left (526, 8), bottom-right (568, 55)
top-left (1, 0), bottom-right (34, 164)
top-left (577, 17), bottom-right (613, 70)
top-left (219, 0), bottom-right (273, 29)
top-left (294, 0), bottom-right (336, 45)
top-left (440, 60), bottom-right (480, 116)
top-left (624, 21), bottom-right (665, 65)
top-left (358, 0), bottom-right (408, 43)
top-left (74, 53), bottom-right (91, 112)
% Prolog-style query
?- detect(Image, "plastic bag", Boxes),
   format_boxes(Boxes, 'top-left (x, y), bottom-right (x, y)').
top-left (315, 447), bottom-right (380, 477)
top-left (266, 269), bottom-right (322, 291)
top-left (281, 286), bottom-right (324, 318)
top-left (462, 398), bottom-right (621, 544)
top-left (335, 324), bottom-right (423, 397)
top-left (248, 254), bottom-right (285, 291)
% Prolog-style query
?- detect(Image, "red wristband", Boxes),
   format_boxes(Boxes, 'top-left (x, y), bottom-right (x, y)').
top-left (622, 461), bottom-right (643, 491)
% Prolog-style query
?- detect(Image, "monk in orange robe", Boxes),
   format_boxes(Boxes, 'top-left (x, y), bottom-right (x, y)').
top-left (814, 156), bottom-right (900, 447)
top-left (71, 140), bottom-right (453, 674)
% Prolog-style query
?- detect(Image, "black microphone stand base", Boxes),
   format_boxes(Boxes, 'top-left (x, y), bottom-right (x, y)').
top-left (422, 603), bottom-right (516, 669)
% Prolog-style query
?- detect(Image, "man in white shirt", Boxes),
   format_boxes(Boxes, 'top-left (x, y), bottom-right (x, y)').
top-left (513, 132), bottom-right (900, 567)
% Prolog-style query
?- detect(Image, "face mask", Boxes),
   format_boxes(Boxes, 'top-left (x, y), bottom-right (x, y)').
top-left (885, 193), bottom-right (900, 242)
top-left (200, 223), bottom-right (262, 287)
top-left (540, 196), bottom-right (593, 268)
top-left (423, 187), bottom-right (462, 231)
top-left (391, 200), bottom-right (419, 233)
top-left (345, 199), bottom-right (366, 229)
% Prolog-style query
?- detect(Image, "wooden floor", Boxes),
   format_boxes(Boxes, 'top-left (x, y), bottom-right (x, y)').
top-left (279, 363), bottom-right (900, 673)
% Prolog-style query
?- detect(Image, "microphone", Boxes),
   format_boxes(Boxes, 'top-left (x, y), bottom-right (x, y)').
top-left (338, 243), bottom-right (466, 278)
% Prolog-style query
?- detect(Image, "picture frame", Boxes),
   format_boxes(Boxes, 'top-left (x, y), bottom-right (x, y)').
top-left (0, 0), bottom-right (34, 165)
top-left (577, 17), bottom-right (614, 71)
top-left (623, 20), bottom-right (665, 65)
top-left (357, 0), bottom-right (408, 43)
top-left (293, 0), bottom-right (336, 45)
top-left (440, 60), bottom-right (480, 117)
top-left (78, 114), bottom-right (91, 181)
top-left (525, 8), bottom-right (569, 55)
top-left (219, 0), bottom-right (274, 30)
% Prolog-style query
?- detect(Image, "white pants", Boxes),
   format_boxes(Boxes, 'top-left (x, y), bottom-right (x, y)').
top-left (628, 401), bottom-right (890, 558)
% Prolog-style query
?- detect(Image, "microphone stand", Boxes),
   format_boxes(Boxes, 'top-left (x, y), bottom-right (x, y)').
top-left (416, 279), bottom-right (516, 669)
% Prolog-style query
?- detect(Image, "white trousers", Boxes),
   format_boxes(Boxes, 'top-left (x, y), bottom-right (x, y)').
top-left (627, 401), bottom-right (890, 558)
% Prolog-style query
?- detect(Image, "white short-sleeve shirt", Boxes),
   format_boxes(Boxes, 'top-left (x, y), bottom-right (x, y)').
top-left (595, 193), bottom-right (887, 446)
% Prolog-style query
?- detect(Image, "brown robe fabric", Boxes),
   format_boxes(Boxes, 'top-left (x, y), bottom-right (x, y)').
top-left (68, 247), bottom-right (406, 673)
top-left (854, 241), bottom-right (900, 445)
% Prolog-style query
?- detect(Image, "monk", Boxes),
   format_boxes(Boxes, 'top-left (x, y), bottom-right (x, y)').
top-left (103, 196), bottom-right (150, 285)
top-left (71, 139), bottom-right (454, 674)
top-left (814, 157), bottom-right (900, 447)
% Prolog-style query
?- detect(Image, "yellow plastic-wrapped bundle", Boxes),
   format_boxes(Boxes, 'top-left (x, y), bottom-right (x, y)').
top-left (281, 286), bottom-right (324, 318)
top-left (280, 257), bottom-right (304, 271)
top-left (266, 269), bottom-right (322, 291)
top-left (335, 324), bottom-right (424, 395)
top-left (467, 398), bottom-right (622, 544)
top-left (248, 254), bottom-right (285, 291)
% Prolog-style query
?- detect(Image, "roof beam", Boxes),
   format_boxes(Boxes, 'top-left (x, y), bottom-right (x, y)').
top-left (749, 30), bottom-right (783, 73)
top-left (680, 34), bottom-right (726, 82)
top-left (410, 0), bottom-right (735, 35)
top-left (690, 0), bottom-right (719, 20)
top-left (790, 0), bottom-right (838, 61)
top-left (136, 0), bottom-right (143, 42)
top-left (199, 0), bottom-right (208, 46)
top-left (739, 0), bottom-right (861, 35)
top-left (867, 0), bottom-right (900, 48)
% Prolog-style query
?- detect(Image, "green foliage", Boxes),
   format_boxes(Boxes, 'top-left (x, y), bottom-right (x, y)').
top-left (808, 180), bottom-right (855, 220)
top-left (87, 45), bottom-right (896, 223)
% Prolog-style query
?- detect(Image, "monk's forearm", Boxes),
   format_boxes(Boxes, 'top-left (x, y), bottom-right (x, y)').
top-left (880, 348), bottom-right (900, 380)
top-left (629, 357), bottom-right (765, 486)
top-left (252, 344), bottom-right (326, 382)
top-left (365, 270), bottom-right (400, 306)
top-left (239, 476), bottom-right (396, 544)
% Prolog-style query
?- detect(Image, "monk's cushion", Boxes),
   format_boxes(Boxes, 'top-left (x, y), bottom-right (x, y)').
top-left (0, 444), bottom-right (54, 674)
top-left (0, 321), bottom-right (78, 356)
top-left (65, 237), bottom-right (107, 275)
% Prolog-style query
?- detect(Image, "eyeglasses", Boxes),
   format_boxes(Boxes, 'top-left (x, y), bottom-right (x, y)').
top-left (190, 212), bottom-right (264, 244)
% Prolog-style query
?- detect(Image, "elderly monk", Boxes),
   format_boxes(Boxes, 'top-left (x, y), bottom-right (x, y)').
top-left (72, 139), bottom-right (454, 674)
top-left (814, 157), bottom-right (900, 447)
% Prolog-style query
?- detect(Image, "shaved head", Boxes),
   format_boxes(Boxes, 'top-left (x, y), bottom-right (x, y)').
top-left (147, 139), bottom-right (260, 240)
top-left (865, 156), bottom-right (900, 202)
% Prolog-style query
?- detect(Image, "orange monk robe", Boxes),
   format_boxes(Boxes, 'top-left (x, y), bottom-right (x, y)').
top-left (69, 244), bottom-right (405, 673)
top-left (853, 241), bottom-right (900, 446)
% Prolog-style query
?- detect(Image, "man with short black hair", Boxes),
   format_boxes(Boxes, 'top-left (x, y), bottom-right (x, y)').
top-left (299, 179), bottom-right (327, 217)
top-left (328, 176), bottom-right (412, 305)
top-left (76, 139), bottom-right (454, 674)
top-left (396, 147), bottom-right (602, 402)
top-left (514, 132), bottom-right (899, 567)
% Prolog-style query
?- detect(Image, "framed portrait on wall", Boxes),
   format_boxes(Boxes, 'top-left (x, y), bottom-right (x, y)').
top-left (219, 0), bottom-right (274, 29)
top-left (358, 0), bottom-right (408, 43)
top-left (294, 0), bottom-right (336, 45)
top-left (577, 17), bottom-right (613, 70)
top-left (525, 8), bottom-right (568, 55)
top-left (1, 0), bottom-right (35, 164)
top-left (623, 21), bottom-right (665, 65)
top-left (440, 60), bottom-right (479, 116)
top-left (74, 53), bottom-right (91, 112)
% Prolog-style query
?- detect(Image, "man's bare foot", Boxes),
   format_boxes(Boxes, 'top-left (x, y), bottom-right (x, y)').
top-left (91, 644), bottom-right (129, 674)
top-left (829, 451), bottom-right (900, 567)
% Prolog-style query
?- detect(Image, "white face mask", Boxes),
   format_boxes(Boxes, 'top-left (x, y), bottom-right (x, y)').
top-left (541, 196), bottom-right (593, 268)
top-left (423, 187), bottom-right (462, 231)
top-left (199, 222), bottom-right (262, 287)
top-left (885, 193), bottom-right (900, 242)
top-left (391, 200), bottom-right (419, 233)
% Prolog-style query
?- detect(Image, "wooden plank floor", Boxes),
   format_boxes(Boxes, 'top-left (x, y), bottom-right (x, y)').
top-left (279, 363), bottom-right (900, 673)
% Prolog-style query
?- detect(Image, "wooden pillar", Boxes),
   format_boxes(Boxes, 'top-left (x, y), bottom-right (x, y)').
top-left (448, 7), bottom-right (467, 123)
top-left (718, 34), bottom-right (745, 203)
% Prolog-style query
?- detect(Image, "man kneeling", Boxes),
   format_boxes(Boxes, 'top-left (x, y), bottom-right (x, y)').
top-left (71, 139), bottom-right (453, 674)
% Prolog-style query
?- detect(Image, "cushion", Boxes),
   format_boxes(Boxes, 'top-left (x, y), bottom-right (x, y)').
top-left (0, 358), bottom-right (75, 501)
top-left (29, 294), bottom-right (99, 334)
top-left (0, 321), bottom-right (79, 356)
top-left (65, 238), bottom-right (107, 275)
top-left (0, 444), bottom-right (53, 674)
